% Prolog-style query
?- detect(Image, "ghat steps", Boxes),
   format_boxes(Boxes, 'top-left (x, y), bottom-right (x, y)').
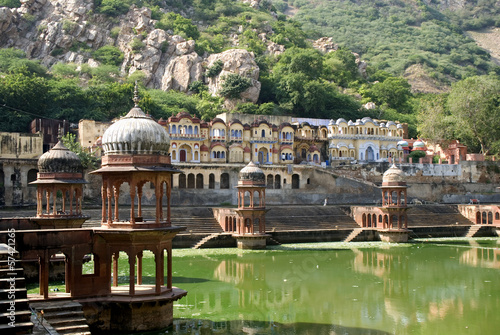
top-left (0, 245), bottom-right (33, 335)
top-left (29, 300), bottom-right (91, 335)
top-left (407, 204), bottom-right (472, 227)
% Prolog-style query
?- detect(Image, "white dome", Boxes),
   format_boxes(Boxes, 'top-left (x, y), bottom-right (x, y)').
top-left (102, 107), bottom-right (170, 155)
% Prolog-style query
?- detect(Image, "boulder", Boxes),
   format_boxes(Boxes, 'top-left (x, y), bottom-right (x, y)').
top-left (206, 49), bottom-right (261, 109)
top-left (313, 37), bottom-right (338, 53)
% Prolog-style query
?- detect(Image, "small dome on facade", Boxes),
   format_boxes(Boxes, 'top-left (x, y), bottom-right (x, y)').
top-left (397, 140), bottom-right (409, 147)
top-left (413, 140), bottom-right (425, 148)
top-left (397, 124), bottom-right (403, 129)
top-left (309, 145), bottom-right (319, 152)
top-left (38, 141), bottom-right (83, 173)
top-left (200, 144), bottom-right (209, 152)
top-left (348, 120), bottom-right (355, 126)
top-left (244, 146), bottom-right (251, 153)
top-left (101, 106), bottom-right (170, 156)
top-left (383, 164), bottom-right (406, 184)
top-left (238, 162), bottom-right (265, 186)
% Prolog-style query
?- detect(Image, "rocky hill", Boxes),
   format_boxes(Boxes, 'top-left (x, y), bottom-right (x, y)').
top-left (0, 0), bottom-right (267, 102)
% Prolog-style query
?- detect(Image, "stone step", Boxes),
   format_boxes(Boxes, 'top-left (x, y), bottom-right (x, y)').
top-left (0, 288), bottom-right (27, 300)
top-left (30, 301), bottom-right (83, 313)
top-left (30, 301), bottom-right (90, 335)
top-left (344, 228), bottom-right (365, 242)
top-left (0, 310), bottom-right (32, 324)
top-left (53, 323), bottom-right (91, 334)
top-left (0, 277), bottom-right (26, 289)
top-left (0, 321), bottom-right (34, 334)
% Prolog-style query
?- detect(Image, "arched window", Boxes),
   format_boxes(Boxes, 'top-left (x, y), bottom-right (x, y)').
top-left (292, 174), bottom-right (300, 189)
top-left (267, 175), bottom-right (273, 189)
top-left (220, 173), bottom-right (230, 189)
top-left (178, 174), bottom-right (186, 189)
top-left (196, 174), bottom-right (203, 189)
top-left (275, 175), bottom-right (281, 189)
top-left (187, 174), bottom-right (195, 188)
top-left (27, 169), bottom-right (38, 184)
top-left (209, 174), bottom-right (215, 189)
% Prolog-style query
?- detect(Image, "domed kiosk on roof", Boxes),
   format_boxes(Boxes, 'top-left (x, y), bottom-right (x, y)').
top-left (30, 132), bottom-right (89, 227)
top-left (234, 162), bottom-right (270, 249)
top-left (38, 141), bottom-right (83, 174)
top-left (238, 161), bottom-right (265, 186)
top-left (378, 164), bottom-right (410, 242)
top-left (101, 106), bottom-right (170, 157)
top-left (91, 84), bottom-right (180, 228)
top-left (382, 164), bottom-right (406, 186)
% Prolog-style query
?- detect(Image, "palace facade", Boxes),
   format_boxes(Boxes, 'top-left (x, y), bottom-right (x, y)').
top-left (80, 112), bottom-right (407, 165)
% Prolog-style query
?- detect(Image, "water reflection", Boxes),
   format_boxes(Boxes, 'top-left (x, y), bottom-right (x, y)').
top-left (166, 319), bottom-right (392, 335)
top-left (170, 241), bottom-right (500, 334)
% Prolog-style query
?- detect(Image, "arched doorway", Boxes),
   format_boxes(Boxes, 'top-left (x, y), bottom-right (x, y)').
top-left (179, 150), bottom-right (187, 162)
top-left (366, 146), bottom-right (374, 161)
top-left (258, 148), bottom-right (269, 164)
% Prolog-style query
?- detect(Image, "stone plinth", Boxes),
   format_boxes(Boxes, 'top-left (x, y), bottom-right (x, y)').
top-left (378, 229), bottom-right (410, 243)
top-left (234, 234), bottom-right (268, 249)
top-left (80, 287), bottom-right (187, 332)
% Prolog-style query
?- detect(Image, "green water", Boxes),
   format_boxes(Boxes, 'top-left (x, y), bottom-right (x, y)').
top-left (156, 239), bottom-right (500, 335)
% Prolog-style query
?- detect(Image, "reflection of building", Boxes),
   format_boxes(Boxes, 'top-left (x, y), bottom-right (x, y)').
top-left (460, 243), bottom-right (500, 269)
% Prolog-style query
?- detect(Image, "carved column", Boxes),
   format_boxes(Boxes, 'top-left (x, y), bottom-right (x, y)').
top-left (128, 252), bottom-right (135, 295)
top-left (101, 181), bottom-right (107, 223)
top-left (112, 253), bottom-right (119, 287)
top-left (114, 185), bottom-right (119, 222)
top-left (137, 251), bottom-right (143, 285)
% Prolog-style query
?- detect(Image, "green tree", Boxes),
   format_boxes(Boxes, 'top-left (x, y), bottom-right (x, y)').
top-left (362, 77), bottom-right (412, 112)
top-left (416, 94), bottom-right (453, 141)
top-left (0, 71), bottom-right (50, 132)
top-left (447, 75), bottom-right (500, 155)
top-left (219, 74), bottom-right (252, 99)
top-left (323, 48), bottom-right (360, 87)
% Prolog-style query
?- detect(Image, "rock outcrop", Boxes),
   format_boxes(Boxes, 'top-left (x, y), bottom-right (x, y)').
top-left (0, 0), bottom-right (265, 100)
top-left (206, 49), bottom-right (261, 109)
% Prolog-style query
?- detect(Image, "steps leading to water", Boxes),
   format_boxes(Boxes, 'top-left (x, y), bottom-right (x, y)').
top-left (193, 233), bottom-right (223, 249)
top-left (344, 228), bottom-right (365, 242)
top-left (0, 244), bottom-right (33, 335)
top-left (30, 300), bottom-right (91, 335)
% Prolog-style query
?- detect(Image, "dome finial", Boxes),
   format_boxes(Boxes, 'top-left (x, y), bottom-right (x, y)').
top-left (57, 124), bottom-right (63, 141)
top-left (133, 81), bottom-right (140, 107)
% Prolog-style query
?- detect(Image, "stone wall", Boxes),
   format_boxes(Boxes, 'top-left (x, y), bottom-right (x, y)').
top-left (0, 158), bottom-right (39, 207)
top-left (0, 132), bottom-right (43, 159)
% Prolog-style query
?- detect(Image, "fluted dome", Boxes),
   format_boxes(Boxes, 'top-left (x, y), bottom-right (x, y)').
top-left (101, 107), bottom-right (170, 155)
top-left (38, 141), bottom-right (83, 173)
top-left (382, 164), bottom-right (406, 185)
top-left (238, 162), bottom-right (265, 186)
top-left (413, 140), bottom-right (425, 148)
top-left (397, 140), bottom-right (409, 147)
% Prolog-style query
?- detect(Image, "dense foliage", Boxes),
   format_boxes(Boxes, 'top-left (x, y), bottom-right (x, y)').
top-left (283, 0), bottom-right (498, 81)
top-left (418, 75), bottom-right (500, 155)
